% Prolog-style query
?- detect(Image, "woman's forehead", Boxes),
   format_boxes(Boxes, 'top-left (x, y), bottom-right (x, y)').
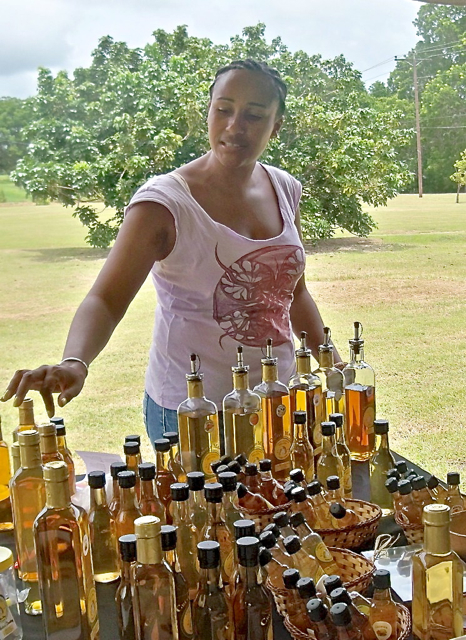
top-left (211, 69), bottom-right (279, 109)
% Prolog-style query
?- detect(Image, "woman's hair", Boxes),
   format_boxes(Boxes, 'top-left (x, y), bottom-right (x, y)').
top-left (209, 59), bottom-right (287, 118)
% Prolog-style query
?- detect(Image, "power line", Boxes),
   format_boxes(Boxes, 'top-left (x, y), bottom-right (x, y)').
top-left (361, 58), bottom-right (395, 74)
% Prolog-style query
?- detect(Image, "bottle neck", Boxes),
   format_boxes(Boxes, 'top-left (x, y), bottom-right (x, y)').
top-left (19, 406), bottom-right (35, 427)
top-left (56, 435), bottom-right (68, 450)
top-left (187, 379), bottom-right (204, 399)
top-left (206, 501), bottom-right (224, 526)
top-left (0, 421), bottom-right (3, 441)
top-left (294, 422), bottom-right (307, 441)
top-left (120, 486), bottom-right (138, 510)
top-left (199, 566), bottom-right (222, 588)
top-left (373, 587), bottom-right (392, 602)
top-left (190, 490), bottom-right (206, 509)
top-left (90, 487), bottom-right (108, 508)
top-left (349, 345), bottom-right (364, 363)
top-left (137, 535), bottom-right (163, 565)
top-left (262, 363), bottom-right (278, 383)
top-left (322, 434), bottom-right (336, 453)
top-left (156, 451), bottom-right (170, 473)
top-left (164, 549), bottom-right (177, 570)
top-left (40, 434), bottom-right (59, 455)
top-left (239, 564), bottom-right (259, 588)
top-left (45, 478), bottom-right (70, 509)
top-left (121, 560), bottom-right (133, 585)
top-left (424, 522), bottom-right (451, 555)
top-left (319, 350), bottom-right (333, 369)
top-left (112, 478), bottom-right (120, 502)
top-left (260, 470), bottom-right (273, 481)
top-left (447, 484), bottom-right (461, 496)
top-left (126, 453), bottom-right (141, 471)
top-left (20, 443), bottom-right (42, 469)
top-left (297, 521), bottom-right (313, 538)
top-left (296, 355), bottom-right (311, 375)
top-left (172, 500), bottom-right (190, 525)
top-left (140, 479), bottom-right (156, 500)
top-left (376, 434), bottom-right (390, 452)
top-left (233, 371), bottom-right (249, 391)
top-left (222, 492), bottom-right (236, 511)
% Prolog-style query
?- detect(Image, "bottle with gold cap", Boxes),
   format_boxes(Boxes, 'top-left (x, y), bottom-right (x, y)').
top-left (314, 328), bottom-right (345, 421)
top-left (12, 398), bottom-right (36, 441)
top-left (253, 338), bottom-right (292, 482)
top-left (412, 503), bottom-right (463, 640)
top-left (178, 354), bottom-right (221, 481)
top-left (223, 347), bottom-right (263, 463)
top-left (132, 515), bottom-right (178, 640)
top-left (343, 322), bottom-right (376, 461)
top-left (0, 417), bottom-right (13, 531)
top-left (329, 413), bottom-right (352, 499)
top-left (34, 461), bottom-right (99, 639)
top-left (290, 332), bottom-right (325, 458)
top-left (10, 429), bottom-right (45, 614)
top-left (88, 470), bottom-right (119, 583)
top-left (38, 423), bottom-right (64, 466)
top-left (51, 417), bottom-right (76, 496)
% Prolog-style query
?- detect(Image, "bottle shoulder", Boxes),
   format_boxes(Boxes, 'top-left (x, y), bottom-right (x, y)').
top-left (178, 396), bottom-right (218, 416)
top-left (223, 388), bottom-right (261, 411)
top-left (289, 372), bottom-right (321, 389)
top-left (254, 380), bottom-right (290, 397)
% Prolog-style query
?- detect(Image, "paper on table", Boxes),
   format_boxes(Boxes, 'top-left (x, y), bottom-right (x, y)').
top-left (75, 450), bottom-right (124, 476)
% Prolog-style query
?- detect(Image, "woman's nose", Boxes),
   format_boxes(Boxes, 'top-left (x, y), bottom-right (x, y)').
top-left (226, 112), bottom-right (245, 134)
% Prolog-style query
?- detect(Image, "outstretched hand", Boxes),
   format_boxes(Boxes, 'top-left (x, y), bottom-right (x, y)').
top-left (1, 362), bottom-right (87, 418)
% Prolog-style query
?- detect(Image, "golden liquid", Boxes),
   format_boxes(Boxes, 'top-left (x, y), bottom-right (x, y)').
top-left (290, 433), bottom-right (314, 483)
top-left (192, 568), bottom-right (232, 640)
top-left (0, 439), bottom-right (11, 485)
top-left (369, 592), bottom-right (398, 640)
top-left (0, 440), bottom-right (13, 530)
top-left (115, 489), bottom-right (143, 539)
top-left (223, 410), bottom-right (264, 464)
top-left (57, 436), bottom-right (76, 496)
top-left (232, 567), bottom-right (273, 640)
top-left (290, 387), bottom-right (325, 457)
top-left (172, 504), bottom-right (200, 599)
top-left (261, 394), bottom-right (292, 482)
top-left (178, 414), bottom-right (221, 481)
top-left (345, 384), bottom-right (376, 462)
top-left (335, 434), bottom-right (353, 498)
top-left (89, 501), bottom-right (120, 583)
top-left (369, 446), bottom-right (395, 516)
top-left (133, 562), bottom-right (178, 640)
top-left (166, 550), bottom-right (194, 640)
top-left (139, 481), bottom-right (166, 522)
top-left (116, 562), bottom-right (136, 640)
top-left (316, 440), bottom-right (345, 490)
top-left (34, 505), bottom-right (99, 639)
top-left (202, 506), bottom-right (234, 587)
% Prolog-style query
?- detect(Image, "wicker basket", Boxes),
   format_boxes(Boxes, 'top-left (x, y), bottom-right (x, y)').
top-left (313, 499), bottom-right (382, 549)
top-left (242, 501), bottom-right (292, 530)
top-left (394, 512), bottom-right (423, 544)
top-left (268, 547), bottom-right (375, 617)
top-left (284, 602), bottom-right (411, 640)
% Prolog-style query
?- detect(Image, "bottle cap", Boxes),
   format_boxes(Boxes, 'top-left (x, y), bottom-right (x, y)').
top-left (326, 476), bottom-right (341, 491)
top-left (38, 423), bottom-right (57, 437)
top-left (125, 434), bottom-right (141, 445)
top-left (262, 523), bottom-right (281, 538)
top-left (111, 461), bottom-right (127, 479)
top-left (259, 459), bottom-right (272, 472)
top-left (259, 547), bottom-right (272, 567)
top-left (236, 482), bottom-right (248, 499)
top-left (283, 568), bottom-right (301, 589)
top-left (197, 540), bottom-right (221, 568)
top-left (237, 537), bottom-right (260, 567)
top-left (134, 515), bottom-right (161, 539)
top-left (329, 503), bottom-right (346, 519)
top-left (307, 599), bottom-right (328, 622)
top-left (395, 460), bottom-right (408, 475)
top-left (235, 453), bottom-right (247, 467)
top-left (163, 432), bottom-right (179, 445)
top-left (291, 487), bottom-right (307, 503)
top-left (284, 481), bottom-right (298, 500)
top-left (297, 577), bottom-right (316, 599)
top-left (88, 470), bottom-right (106, 489)
top-left (205, 482), bottom-right (223, 503)
top-left (331, 602), bottom-right (352, 627)
top-left (50, 416), bottom-right (65, 427)
top-left (161, 525), bottom-right (177, 551)
top-left (385, 478), bottom-right (399, 494)
top-left (43, 460), bottom-right (68, 483)
top-left (374, 419), bottom-right (389, 435)
top-left (187, 471), bottom-right (205, 491)
top-left (171, 482), bottom-right (189, 501)
top-left (124, 441), bottom-right (140, 455)
top-left (283, 535), bottom-right (301, 555)
top-left (307, 480), bottom-right (323, 497)
top-left (228, 460), bottom-right (242, 474)
top-left (218, 471), bottom-right (237, 492)
top-left (398, 479), bottom-right (413, 496)
top-left (324, 574), bottom-right (343, 595)
top-left (118, 534), bottom-right (137, 563)
top-left (407, 470), bottom-right (417, 480)
top-left (153, 438), bottom-right (171, 453)
top-left (245, 463), bottom-right (258, 476)
top-left (234, 519), bottom-right (256, 540)
top-left (273, 512), bottom-right (290, 528)
top-left (290, 468), bottom-right (305, 484)
top-left (328, 413), bottom-right (344, 428)
top-left (447, 472), bottom-right (460, 486)
top-left (373, 569), bottom-right (391, 590)
top-left (411, 476), bottom-right (427, 491)
top-left (210, 459), bottom-right (222, 474)
top-left (293, 411), bottom-right (307, 425)
top-left (139, 462), bottom-right (156, 481)
top-left (259, 531), bottom-right (276, 549)
top-left (216, 465), bottom-right (229, 475)
top-left (330, 587), bottom-right (351, 605)
top-left (289, 511), bottom-right (306, 528)
top-left (55, 425), bottom-right (66, 437)
top-left (321, 422), bottom-right (336, 437)
top-left (386, 469), bottom-right (401, 481)
top-left (423, 503), bottom-right (451, 527)
top-left (118, 470), bottom-right (136, 488)
top-left (220, 455), bottom-right (232, 466)
top-left (427, 475), bottom-right (439, 490)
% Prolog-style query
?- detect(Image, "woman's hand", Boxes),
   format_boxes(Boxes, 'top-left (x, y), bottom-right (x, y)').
top-left (1, 361), bottom-right (87, 418)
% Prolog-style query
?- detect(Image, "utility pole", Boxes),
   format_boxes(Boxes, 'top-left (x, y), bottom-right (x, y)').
top-left (413, 53), bottom-right (423, 198)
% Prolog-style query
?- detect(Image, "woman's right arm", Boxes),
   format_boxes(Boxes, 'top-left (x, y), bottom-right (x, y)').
top-left (1, 201), bottom-right (176, 417)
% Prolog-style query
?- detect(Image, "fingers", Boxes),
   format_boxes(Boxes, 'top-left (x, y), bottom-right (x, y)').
top-left (1, 369), bottom-right (31, 402)
top-left (57, 376), bottom-right (85, 410)
top-left (12, 366), bottom-right (51, 407)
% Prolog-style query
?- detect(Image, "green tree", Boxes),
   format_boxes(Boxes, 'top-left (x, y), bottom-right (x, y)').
top-left (0, 97), bottom-right (32, 174)
top-left (451, 149), bottom-right (466, 202)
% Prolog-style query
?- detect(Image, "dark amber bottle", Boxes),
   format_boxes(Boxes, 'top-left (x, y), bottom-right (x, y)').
top-left (201, 483), bottom-right (234, 587)
top-left (109, 462), bottom-right (127, 518)
top-left (154, 438), bottom-right (177, 524)
top-left (258, 459), bottom-right (288, 505)
top-left (124, 441), bottom-right (142, 499)
top-left (115, 471), bottom-right (142, 539)
top-left (88, 470), bottom-right (119, 583)
top-left (116, 534), bottom-right (137, 640)
top-left (138, 462), bottom-right (165, 522)
top-left (331, 602), bottom-right (363, 640)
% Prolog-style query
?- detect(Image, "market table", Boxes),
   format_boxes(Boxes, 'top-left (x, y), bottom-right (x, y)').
top-left (0, 453), bottom-right (427, 640)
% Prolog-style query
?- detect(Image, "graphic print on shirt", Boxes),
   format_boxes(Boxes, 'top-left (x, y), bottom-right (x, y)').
top-left (213, 244), bottom-right (305, 347)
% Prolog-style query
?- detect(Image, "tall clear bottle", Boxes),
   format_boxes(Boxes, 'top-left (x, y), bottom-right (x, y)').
top-left (187, 471), bottom-right (208, 531)
top-left (329, 413), bottom-right (352, 499)
top-left (412, 504), bottom-right (463, 640)
top-left (223, 347), bottom-right (264, 463)
top-left (343, 322), bottom-right (376, 461)
top-left (253, 338), bottom-right (292, 482)
top-left (10, 429), bottom-right (45, 615)
top-left (115, 471), bottom-right (142, 539)
top-left (202, 483), bottom-right (234, 588)
top-left (369, 420), bottom-right (396, 516)
top-left (13, 398), bottom-right (36, 441)
top-left (316, 422), bottom-right (345, 491)
top-left (138, 462), bottom-right (166, 522)
top-left (50, 417), bottom-right (76, 497)
top-left (163, 431), bottom-right (187, 482)
top-left (314, 328), bottom-right (345, 420)
top-left (289, 332), bottom-right (325, 457)
top-left (0, 416), bottom-right (13, 531)
top-left (170, 483), bottom-right (200, 600)
top-left (34, 461), bottom-right (99, 639)
top-left (88, 470), bottom-right (119, 583)
top-left (178, 354), bottom-right (221, 480)
top-left (116, 534), bottom-right (137, 640)
top-left (290, 411), bottom-right (315, 482)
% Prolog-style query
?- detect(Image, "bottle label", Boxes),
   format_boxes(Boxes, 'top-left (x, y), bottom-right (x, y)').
top-left (249, 413), bottom-right (259, 426)
top-left (315, 541), bottom-right (334, 563)
top-left (372, 621), bottom-right (393, 640)
top-left (276, 404), bottom-right (287, 418)
top-left (202, 451), bottom-right (220, 476)
top-left (0, 595), bottom-right (17, 639)
top-left (82, 533), bottom-right (90, 556)
top-left (87, 586), bottom-right (98, 624)
top-left (275, 461), bottom-right (292, 472)
top-left (363, 406), bottom-right (375, 433)
top-left (274, 437), bottom-right (291, 461)
top-left (248, 448), bottom-right (264, 465)
top-left (313, 391), bottom-right (322, 407)
top-left (204, 420), bottom-right (215, 433)
top-left (313, 425), bottom-right (323, 446)
top-left (181, 603), bottom-right (193, 636)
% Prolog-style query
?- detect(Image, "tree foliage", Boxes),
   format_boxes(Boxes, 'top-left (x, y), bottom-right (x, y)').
top-left (0, 97), bottom-right (32, 173)
top-left (12, 24), bottom-right (411, 247)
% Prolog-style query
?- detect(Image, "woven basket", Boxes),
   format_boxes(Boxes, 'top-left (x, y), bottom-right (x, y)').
top-left (242, 501), bottom-right (292, 530)
top-left (314, 499), bottom-right (382, 549)
top-left (268, 547), bottom-right (375, 617)
top-left (284, 602), bottom-right (411, 640)
top-left (394, 512), bottom-right (423, 544)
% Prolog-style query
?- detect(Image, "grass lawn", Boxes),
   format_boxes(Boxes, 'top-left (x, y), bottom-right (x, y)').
top-left (1, 193), bottom-right (466, 482)
top-left (0, 175), bottom-right (29, 203)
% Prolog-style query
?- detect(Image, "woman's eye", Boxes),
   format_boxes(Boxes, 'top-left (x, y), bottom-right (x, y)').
top-left (247, 114), bottom-right (263, 121)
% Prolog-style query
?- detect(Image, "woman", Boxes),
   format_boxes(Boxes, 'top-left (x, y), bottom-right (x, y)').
top-left (2, 59), bottom-right (341, 442)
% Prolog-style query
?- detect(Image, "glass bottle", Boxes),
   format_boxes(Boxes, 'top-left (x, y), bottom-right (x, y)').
top-left (201, 483), bottom-right (234, 587)
top-left (223, 347), bottom-right (264, 463)
top-left (161, 525), bottom-right (194, 640)
top-left (329, 413), bottom-right (352, 498)
top-left (411, 476), bottom-right (436, 511)
top-left (289, 331), bottom-right (325, 458)
top-left (369, 419), bottom-right (396, 516)
top-left (426, 475), bottom-right (442, 502)
top-left (187, 471), bottom-right (208, 531)
top-left (218, 471), bottom-right (242, 539)
top-left (88, 470), bottom-right (119, 583)
top-left (329, 504), bottom-right (359, 529)
top-left (330, 588), bottom-right (368, 629)
top-left (109, 462), bottom-right (127, 518)
top-left (13, 398), bottom-right (36, 441)
top-left (284, 535), bottom-right (325, 583)
top-left (290, 486), bottom-right (317, 529)
top-left (51, 417), bottom-right (76, 496)
top-left (33, 461), bottom-right (99, 639)
top-left (124, 440), bottom-right (141, 499)
top-left (368, 570), bottom-right (397, 640)
top-left (192, 540), bottom-right (232, 640)
top-left (412, 504), bottom-right (464, 640)
top-left (138, 462), bottom-right (165, 522)
top-left (38, 423), bottom-right (63, 466)
top-left (325, 476), bottom-right (345, 505)
top-left (283, 568), bottom-right (314, 631)
top-left (290, 411), bottom-right (315, 483)
top-left (307, 480), bottom-right (334, 529)
top-left (10, 429), bottom-right (45, 615)
top-left (395, 460), bottom-right (409, 479)
top-left (11, 442), bottom-right (20, 474)
top-left (232, 537), bottom-right (273, 640)
top-left (316, 422), bottom-right (345, 490)
top-left (306, 598), bottom-right (337, 640)
top-left (163, 431), bottom-right (187, 482)
top-left (243, 463), bottom-right (262, 494)
top-left (154, 438), bottom-right (177, 524)
top-left (178, 354), bottom-right (221, 480)
top-left (397, 480), bottom-right (422, 525)
top-left (385, 478), bottom-right (402, 516)
top-left (132, 515), bottom-right (178, 640)
top-left (257, 531), bottom-right (292, 588)
top-left (253, 339), bottom-right (292, 482)
top-left (289, 511), bottom-right (340, 575)
top-left (343, 322), bottom-right (376, 462)
top-left (170, 483), bottom-right (200, 599)
top-left (331, 602), bottom-right (363, 640)
top-left (314, 327), bottom-right (345, 420)
top-left (115, 533), bottom-right (137, 640)
top-left (0, 545), bottom-right (22, 639)
top-left (125, 434), bottom-right (141, 446)
top-left (258, 459), bottom-right (288, 506)
top-left (0, 417), bottom-right (13, 531)
top-left (290, 468), bottom-right (308, 490)
top-left (232, 519), bottom-right (256, 583)
top-left (444, 472), bottom-right (466, 515)
top-left (115, 471), bottom-right (142, 539)
top-left (237, 482), bottom-right (274, 512)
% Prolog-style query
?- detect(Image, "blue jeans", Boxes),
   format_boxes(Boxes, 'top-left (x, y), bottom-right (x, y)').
top-left (143, 392), bottom-right (179, 447)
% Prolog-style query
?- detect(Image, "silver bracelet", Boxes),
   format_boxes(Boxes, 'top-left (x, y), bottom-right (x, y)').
top-left (59, 357), bottom-right (89, 377)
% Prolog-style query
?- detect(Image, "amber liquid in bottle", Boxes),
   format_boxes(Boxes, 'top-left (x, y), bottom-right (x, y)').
top-left (115, 471), bottom-right (143, 539)
top-left (369, 570), bottom-right (397, 640)
top-left (52, 419), bottom-right (76, 496)
top-left (34, 461), bottom-right (99, 639)
top-left (154, 439), bottom-right (177, 524)
top-left (329, 413), bottom-right (352, 498)
top-left (38, 423), bottom-right (64, 466)
top-left (254, 339), bottom-right (292, 482)
top-left (201, 483), bottom-right (234, 588)
top-left (13, 397), bottom-right (36, 441)
top-left (178, 354), bottom-right (221, 480)
top-left (88, 470), bottom-right (119, 583)
top-left (171, 483), bottom-right (200, 600)
top-left (0, 417), bottom-right (13, 531)
top-left (138, 462), bottom-right (166, 522)
top-left (314, 328), bottom-right (346, 421)
top-left (317, 422), bottom-right (345, 491)
top-left (116, 534), bottom-right (137, 640)
top-left (10, 429), bottom-right (45, 614)
top-left (109, 462), bottom-right (127, 518)
top-left (124, 441), bottom-right (142, 499)
top-left (187, 471), bottom-right (208, 531)
top-left (369, 420), bottom-right (396, 516)
top-left (290, 411), bottom-right (315, 482)
top-left (163, 431), bottom-right (187, 482)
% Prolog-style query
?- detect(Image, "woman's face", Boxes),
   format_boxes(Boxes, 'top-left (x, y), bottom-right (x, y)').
top-left (207, 69), bottom-right (282, 170)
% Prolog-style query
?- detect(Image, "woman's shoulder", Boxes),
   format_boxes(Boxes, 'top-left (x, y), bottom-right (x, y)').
top-left (261, 164), bottom-right (302, 209)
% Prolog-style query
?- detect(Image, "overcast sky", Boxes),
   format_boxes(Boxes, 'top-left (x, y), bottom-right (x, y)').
top-left (2, 0), bottom-right (421, 99)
